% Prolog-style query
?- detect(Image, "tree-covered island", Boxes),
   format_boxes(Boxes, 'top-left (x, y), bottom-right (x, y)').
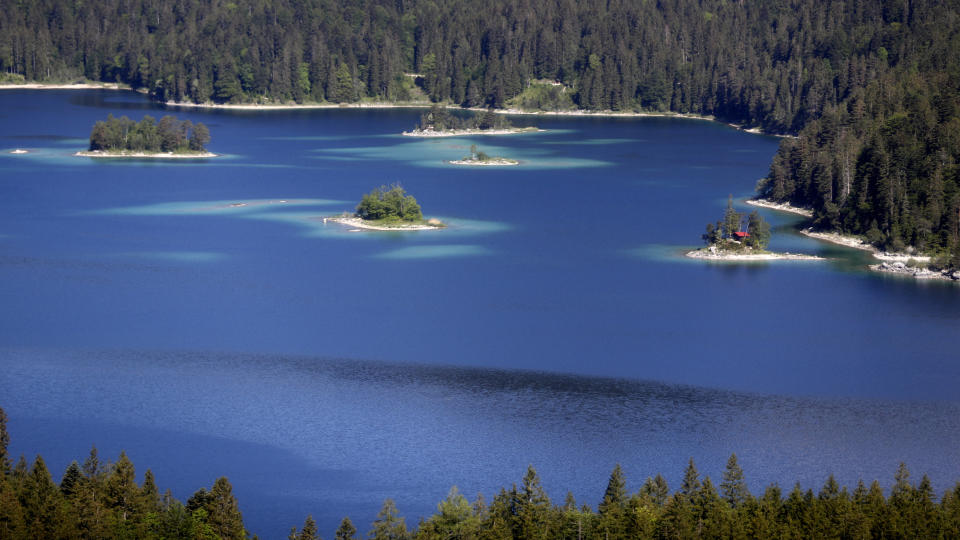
top-left (403, 106), bottom-right (538, 137)
top-left (327, 184), bottom-right (444, 231)
top-left (76, 114), bottom-right (214, 158)
top-left (687, 196), bottom-right (819, 261)
top-left (449, 144), bottom-right (519, 166)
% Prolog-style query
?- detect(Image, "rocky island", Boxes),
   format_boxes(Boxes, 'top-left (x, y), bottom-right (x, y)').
top-left (327, 184), bottom-right (445, 231)
top-left (402, 106), bottom-right (538, 137)
top-left (449, 144), bottom-right (518, 166)
top-left (687, 196), bottom-right (822, 261)
top-left (75, 114), bottom-right (215, 158)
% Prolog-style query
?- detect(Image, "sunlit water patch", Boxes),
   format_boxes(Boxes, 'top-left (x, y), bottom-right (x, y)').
top-left (116, 251), bottom-right (228, 263)
top-left (312, 138), bottom-right (612, 169)
top-left (96, 198), bottom-right (344, 216)
top-left (374, 244), bottom-right (492, 259)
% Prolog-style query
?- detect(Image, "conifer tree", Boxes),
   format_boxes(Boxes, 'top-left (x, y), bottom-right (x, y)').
top-left (295, 515), bottom-right (319, 540)
top-left (516, 465), bottom-right (552, 540)
top-left (336, 516), bottom-right (358, 540)
top-left (680, 458), bottom-right (701, 498)
top-left (206, 477), bottom-right (246, 540)
top-left (59, 461), bottom-right (82, 498)
top-left (720, 453), bottom-right (750, 508)
top-left (370, 499), bottom-right (407, 540)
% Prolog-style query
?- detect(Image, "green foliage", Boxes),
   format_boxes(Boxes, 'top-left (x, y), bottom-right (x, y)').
top-left (506, 81), bottom-right (576, 112)
top-left (415, 106), bottom-right (512, 133)
top-left (335, 516), bottom-right (358, 540)
top-left (89, 114), bottom-right (210, 153)
top-left (745, 211), bottom-right (772, 250)
top-left (703, 201), bottom-right (771, 250)
top-left (370, 499), bottom-right (408, 540)
top-left (355, 185), bottom-right (424, 222)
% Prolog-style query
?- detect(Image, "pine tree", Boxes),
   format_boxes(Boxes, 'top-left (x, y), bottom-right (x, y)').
top-left (297, 515), bottom-right (320, 540)
top-left (516, 465), bottom-right (552, 539)
top-left (597, 464), bottom-right (627, 539)
top-left (680, 458), bottom-right (701, 498)
top-left (720, 453), bottom-right (750, 508)
top-left (206, 477), bottom-right (246, 540)
top-left (105, 450), bottom-right (139, 523)
top-left (370, 499), bottom-right (407, 540)
top-left (59, 461), bottom-right (82, 498)
top-left (21, 455), bottom-right (58, 538)
top-left (335, 516), bottom-right (357, 540)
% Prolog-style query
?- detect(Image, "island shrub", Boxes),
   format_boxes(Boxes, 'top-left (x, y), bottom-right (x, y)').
top-left (356, 184), bottom-right (423, 222)
top-left (88, 114), bottom-right (210, 153)
top-left (703, 196), bottom-right (770, 250)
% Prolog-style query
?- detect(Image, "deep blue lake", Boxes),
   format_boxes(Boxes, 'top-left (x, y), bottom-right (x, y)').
top-left (1, 89), bottom-right (958, 538)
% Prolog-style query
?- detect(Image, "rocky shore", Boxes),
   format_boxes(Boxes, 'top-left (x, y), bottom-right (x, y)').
top-left (75, 150), bottom-right (218, 159)
top-left (449, 157), bottom-right (518, 166)
top-left (871, 261), bottom-right (960, 281)
top-left (745, 198), bottom-right (813, 217)
top-left (326, 216), bottom-right (444, 231)
top-left (686, 246), bottom-right (823, 261)
top-left (402, 126), bottom-right (541, 137)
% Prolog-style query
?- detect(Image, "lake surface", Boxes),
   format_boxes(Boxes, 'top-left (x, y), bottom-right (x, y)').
top-left (1, 89), bottom-right (958, 538)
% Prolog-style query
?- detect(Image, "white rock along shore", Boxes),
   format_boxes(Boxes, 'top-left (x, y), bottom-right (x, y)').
top-left (325, 216), bottom-right (444, 231)
top-left (74, 150), bottom-right (218, 159)
top-left (745, 198), bottom-right (814, 217)
top-left (402, 127), bottom-right (541, 137)
top-left (686, 246), bottom-right (823, 261)
top-left (448, 158), bottom-right (518, 166)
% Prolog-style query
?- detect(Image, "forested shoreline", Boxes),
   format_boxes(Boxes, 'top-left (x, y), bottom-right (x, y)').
top-left (2, 0), bottom-right (959, 262)
top-left (3, 406), bottom-right (960, 539)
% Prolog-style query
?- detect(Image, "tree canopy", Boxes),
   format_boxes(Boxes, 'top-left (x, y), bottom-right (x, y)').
top-left (89, 114), bottom-right (210, 153)
top-left (355, 185), bottom-right (423, 222)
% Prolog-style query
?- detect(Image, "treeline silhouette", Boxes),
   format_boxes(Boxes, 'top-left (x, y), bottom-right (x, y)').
top-left (3, 407), bottom-right (960, 539)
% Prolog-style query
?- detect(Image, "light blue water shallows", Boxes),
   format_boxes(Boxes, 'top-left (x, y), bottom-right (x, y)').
top-left (0, 90), bottom-right (958, 538)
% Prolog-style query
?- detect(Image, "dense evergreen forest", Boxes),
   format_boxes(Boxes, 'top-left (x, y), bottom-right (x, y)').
top-left (3, 406), bottom-right (960, 539)
top-left (2, 0), bottom-right (960, 261)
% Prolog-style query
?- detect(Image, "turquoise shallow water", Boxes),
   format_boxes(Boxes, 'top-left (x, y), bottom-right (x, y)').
top-left (1, 90), bottom-right (959, 538)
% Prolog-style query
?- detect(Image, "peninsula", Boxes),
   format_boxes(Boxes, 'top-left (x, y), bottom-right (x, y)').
top-left (449, 144), bottom-right (518, 166)
top-left (327, 185), bottom-right (445, 231)
top-left (748, 198), bottom-right (960, 281)
top-left (687, 196), bottom-right (822, 261)
top-left (76, 114), bottom-right (215, 158)
top-left (402, 106), bottom-right (538, 137)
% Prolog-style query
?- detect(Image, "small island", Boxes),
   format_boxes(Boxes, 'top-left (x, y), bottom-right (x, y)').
top-left (402, 106), bottom-right (539, 137)
top-left (687, 196), bottom-right (822, 261)
top-left (327, 184), bottom-right (445, 231)
top-left (449, 144), bottom-right (518, 166)
top-left (75, 114), bottom-right (215, 158)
